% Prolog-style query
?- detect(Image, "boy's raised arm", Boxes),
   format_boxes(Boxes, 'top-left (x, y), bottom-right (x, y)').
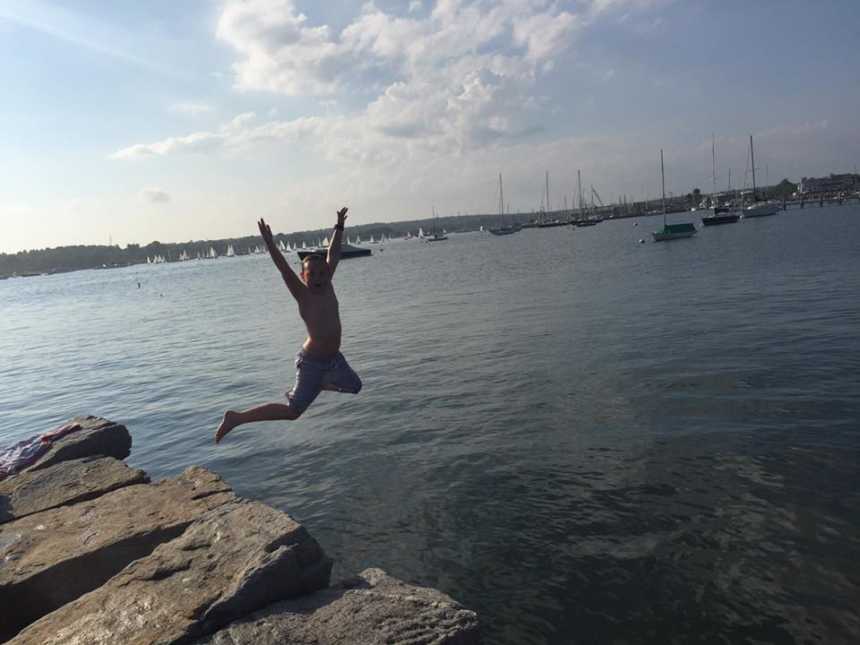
top-left (327, 207), bottom-right (348, 276)
top-left (258, 218), bottom-right (304, 301)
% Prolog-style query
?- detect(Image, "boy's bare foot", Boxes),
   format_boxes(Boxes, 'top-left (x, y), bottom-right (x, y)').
top-left (215, 411), bottom-right (238, 444)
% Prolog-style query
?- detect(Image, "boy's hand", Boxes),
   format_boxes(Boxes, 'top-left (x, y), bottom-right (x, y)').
top-left (258, 218), bottom-right (274, 247)
top-left (336, 207), bottom-right (348, 226)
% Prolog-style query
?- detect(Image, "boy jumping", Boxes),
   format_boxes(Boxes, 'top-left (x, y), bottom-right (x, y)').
top-left (215, 208), bottom-right (362, 443)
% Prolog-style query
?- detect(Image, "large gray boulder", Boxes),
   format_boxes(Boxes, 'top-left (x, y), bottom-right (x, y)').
top-left (0, 466), bottom-right (234, 640)
top-left (23, 416), bottom-right (132, 473)
top-left (10, 500), bottom-right (333, 645)
top-left (0, 456), bottom-right (148, 524)
top-left (194, 568), bottom-right (481, 645)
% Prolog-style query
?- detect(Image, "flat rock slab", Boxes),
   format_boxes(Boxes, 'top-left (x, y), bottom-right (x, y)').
top-left (0, 456), bottom-right (148, 524)
top-left (0, 466), bottom-right (234, 641)
top-left (11, 500), bottom-right (333, 645)
top-left (24, 416), bottom-right (132, 473)
top-left (194, 568), bottom-right (481, 645)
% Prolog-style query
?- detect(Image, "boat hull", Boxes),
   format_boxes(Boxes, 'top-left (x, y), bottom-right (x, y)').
top-left (488, 227), bottom-right (518, 236)
top-left (297, 246), bottom-right (371, 260)
top-left (652, 223), bottom-right (697, 242)
top-left (701, 213), bottom-right (740, 226)
top-left (652, 231), bottom-right (696, 241)
top-left (743, 203), bottom-right (780, 218)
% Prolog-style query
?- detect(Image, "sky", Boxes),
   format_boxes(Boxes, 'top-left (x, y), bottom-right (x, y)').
top-left (1, 0), bottom-right (859, 253)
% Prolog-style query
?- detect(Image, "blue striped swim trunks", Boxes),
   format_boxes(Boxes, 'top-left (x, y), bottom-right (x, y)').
top-left (286, 349), bottom-right (362, 414)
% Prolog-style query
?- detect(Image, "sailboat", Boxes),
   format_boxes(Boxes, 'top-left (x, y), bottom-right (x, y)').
top-left (538, 171), bottom-right (568, 227)
top-left (652, 149), bottom-right (697, 242)
top-left (702, 134), bottom-right (740, 226)
top-left (426, 206), bottom-right (448, 241)
top-left (226, 244), bottom-right (235, 257)
top-left (742, 134), bottom-right (780, 218)
top-left (574, 170), bottom-right (599, 226)
top-left (489, 173), bottom-right (519, 236)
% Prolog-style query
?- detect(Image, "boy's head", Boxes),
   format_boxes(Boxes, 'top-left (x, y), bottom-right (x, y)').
top-left (301, 255), bottom-right (330, 292)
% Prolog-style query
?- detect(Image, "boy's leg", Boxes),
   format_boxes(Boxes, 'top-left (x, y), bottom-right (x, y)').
top-left (215, 403), bottom-right (298, 444)
top-left (320, 353), bottom-right (362, 394)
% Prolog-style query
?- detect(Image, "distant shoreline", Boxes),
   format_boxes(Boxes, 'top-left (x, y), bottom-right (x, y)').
top-left (3, 192), bottom-right (857, 280)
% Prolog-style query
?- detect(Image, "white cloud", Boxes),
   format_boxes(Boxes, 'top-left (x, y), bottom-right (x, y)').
top-left (215, 0), bottom-right (350, 96)
top-left (117, 0), bottom-right (582, 163)
top-left (140, 188), bottom-right (171, 203)
top-left (170, 102), bottom-right (214, 116)
top-left (112, 113), bottom-right (325, 159)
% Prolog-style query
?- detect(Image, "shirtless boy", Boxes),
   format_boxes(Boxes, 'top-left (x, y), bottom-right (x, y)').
top-left (215, 207), bottom-right (362, 443)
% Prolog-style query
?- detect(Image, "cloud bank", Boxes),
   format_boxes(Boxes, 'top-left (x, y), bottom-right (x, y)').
top-left (114, 0), bottom-right (582, 164)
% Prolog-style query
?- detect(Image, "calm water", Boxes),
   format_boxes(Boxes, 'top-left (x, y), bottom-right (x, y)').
top-left (3, 206), bottom-right (859, 644)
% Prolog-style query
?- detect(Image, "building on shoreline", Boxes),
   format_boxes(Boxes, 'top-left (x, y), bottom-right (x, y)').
top-left (799, 173), bottom-right (860, 195)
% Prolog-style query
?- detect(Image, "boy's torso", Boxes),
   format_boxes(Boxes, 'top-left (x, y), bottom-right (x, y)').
top-left (299, 286), bottom-right (342, 358)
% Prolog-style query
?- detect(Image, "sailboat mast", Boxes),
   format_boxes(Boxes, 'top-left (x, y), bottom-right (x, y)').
top-left (545, 171), bottom-right (550, 213)
top-left (660, 149), bottom-right (667, 227)
top-left (749, 134), bottom-right (757, 199)
top-left (577, 169), bottom-right (583, 214)
top-left (498, 173), bottom-right (505, 225)
top-left (711, 133), bottom-right (717, 203)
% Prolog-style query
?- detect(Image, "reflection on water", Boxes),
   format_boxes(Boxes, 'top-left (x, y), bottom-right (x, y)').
top-left (2, 206), bottom-right (860, 643)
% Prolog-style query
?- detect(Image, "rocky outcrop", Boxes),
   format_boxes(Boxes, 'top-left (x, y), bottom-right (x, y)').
top-left (0, 467), bottom-right (234, 640)
top-left (195, 568), bottom-right (481, 645)
top-left (10, 501), bottom-right (332, 645)
top-left (0, 456), bottom-right (147, 524)
top-left (0, 416), bottom-right (479, 644)
top-left (23, 416), bottom-right (131, 473)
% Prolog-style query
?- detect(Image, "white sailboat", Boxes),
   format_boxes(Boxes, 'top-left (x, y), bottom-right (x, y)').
top-left (489, 173), bottom-right (519, 236)
top-left (537, 171), bottom-right (568, 227)
top-left (743, 134), bottom-right (780, 218)
top-left (425, 206), bottom-right (448, 241)
top-left (702, 134), bottom-right (740, 226)
top-left (226, 244), bottom-right (235, 257)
